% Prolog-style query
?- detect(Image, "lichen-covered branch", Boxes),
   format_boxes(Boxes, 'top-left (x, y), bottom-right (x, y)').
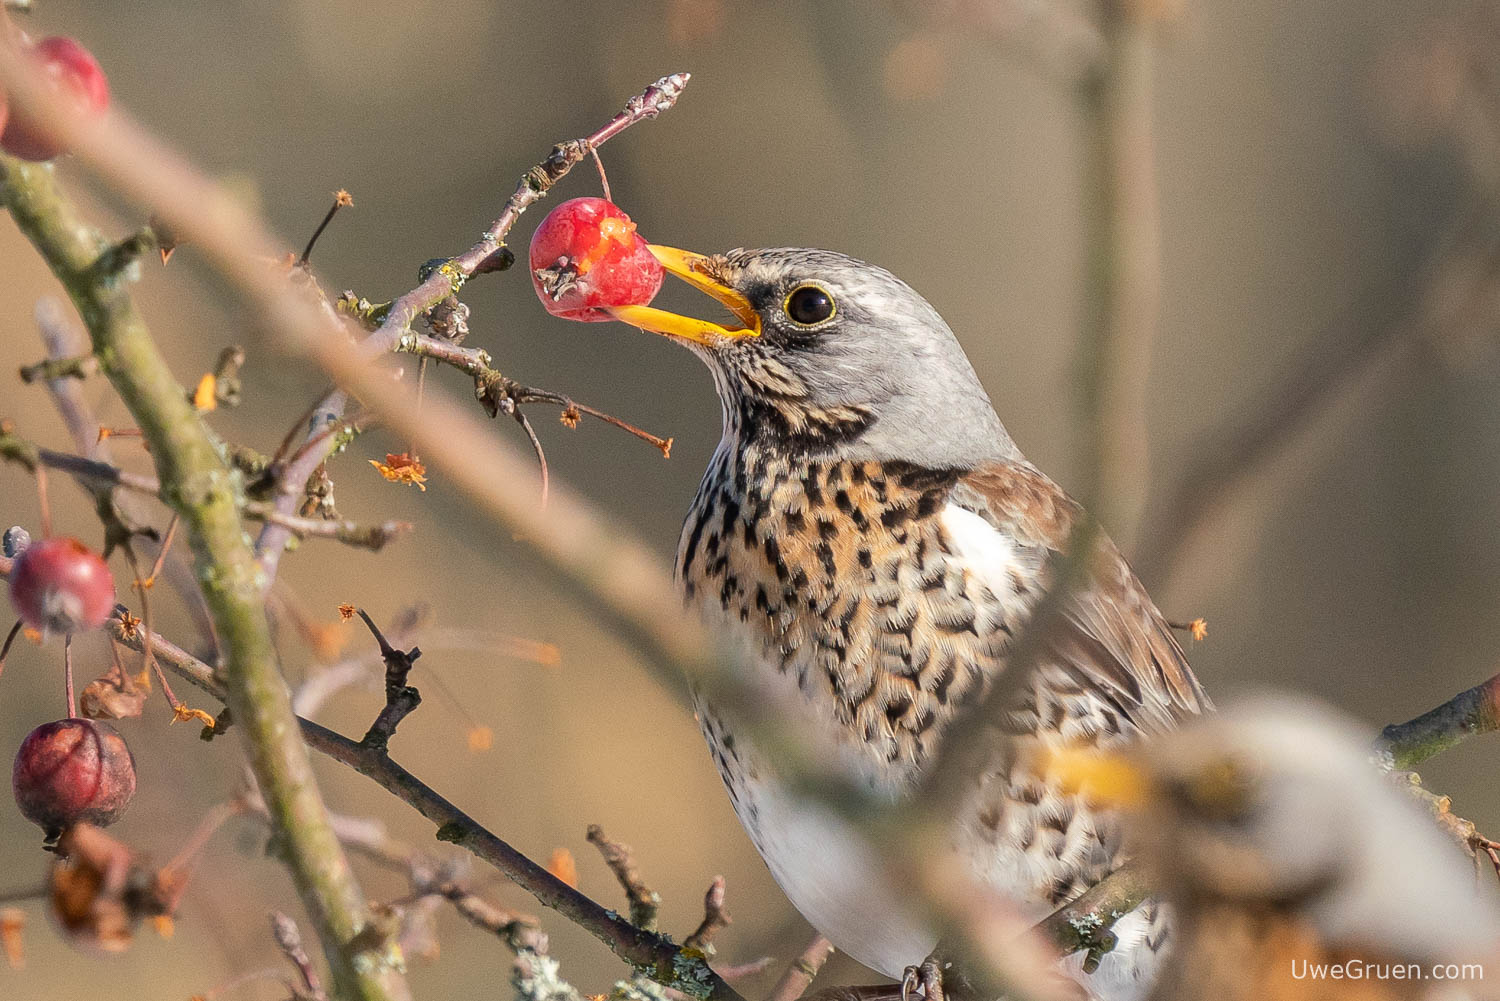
top-left (1035, 865), bottom-right (1148, 969)
top-left (1379, 670), bottom-right (1500, 770)
top-left (0, 155), bottom-right (408, 1001)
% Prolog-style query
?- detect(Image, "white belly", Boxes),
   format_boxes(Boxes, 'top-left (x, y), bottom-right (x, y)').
top-left (736, 770), bottom-right (937, 979)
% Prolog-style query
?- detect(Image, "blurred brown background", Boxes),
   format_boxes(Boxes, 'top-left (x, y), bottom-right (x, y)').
top-left (3, 0), bottom-right (1500, 998)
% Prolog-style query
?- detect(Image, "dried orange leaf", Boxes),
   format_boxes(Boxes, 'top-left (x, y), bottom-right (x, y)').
top-left (171, 705), bottom-right (218, 728)
top-left (548, 848), bottom-right (579, 889)
top-left (369, 453), bottom-right (427, 491)
top-left (192, 374), bottom-right (217, 412)
top-left (0, 909), bottom-right (24, 970)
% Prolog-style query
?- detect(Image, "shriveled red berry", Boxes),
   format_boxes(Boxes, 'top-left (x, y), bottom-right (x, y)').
top-left (13, 719), bottom-right (136, 837)
top-left (1, 37), bottom-right (111, 162)
top-left (530, 197), bottom-right (664, 321)
top-left (8, 537), bottom-right (116, 635)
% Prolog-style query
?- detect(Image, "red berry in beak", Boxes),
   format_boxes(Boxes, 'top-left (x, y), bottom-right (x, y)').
top-left (13, 719), bottom-right (136, 838)
top-left (1, 36), bottom-right (111, 162)
top-left (530, 197), bottom-right (664, 321)
top-left (7, 537), bottom-right (116, 636)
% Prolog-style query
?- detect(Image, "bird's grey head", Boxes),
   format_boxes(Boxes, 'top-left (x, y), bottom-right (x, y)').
top-left (1101, 698), bottom-right (1500, 962)
top-left (608, 246), bottom-right (1016, 468)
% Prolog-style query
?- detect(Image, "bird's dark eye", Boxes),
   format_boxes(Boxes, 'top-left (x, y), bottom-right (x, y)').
top-left (784, 285), bottom-right (835, 326)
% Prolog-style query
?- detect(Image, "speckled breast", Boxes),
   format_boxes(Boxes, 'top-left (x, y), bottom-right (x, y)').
top-left (677, 446), bottom-right (1014, 778)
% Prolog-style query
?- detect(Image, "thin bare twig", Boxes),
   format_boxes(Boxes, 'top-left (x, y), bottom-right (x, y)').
top-left (396, 332), bottom-right (673, 456)
top-left (0, 431), bottom-right (413, 556)
top-left (513, 407), bottom-right (550, 505)
top-left (586, 825), bottom-right (661, 932)
top-left (355, 609), bottom-right (423, 752)
top-left (408, 875), bottom-right (546, 954)
top-left (765, 935), bottom-right (834, 1001)
top-left (298, 190), bottom-right (353, 268)
top-left (684, 876), bottom-right (731, 952)
top-left (247, 505), bottom-right (413, 552)
top-left (272, 912), bottom-right (329, 1001)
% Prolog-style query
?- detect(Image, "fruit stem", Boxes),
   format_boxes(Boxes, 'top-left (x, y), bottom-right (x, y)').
top-left (587, 143), bottom-right (612, 202)
top-left (0, 619), bottom-right (21, 681)
top-left (34, 461), bottom-right (51, 538)
top-left (64, 632), bottom-right (75, 718)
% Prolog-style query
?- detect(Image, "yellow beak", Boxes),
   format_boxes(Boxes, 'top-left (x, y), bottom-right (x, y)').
top-left (605, 246), bottom-right (762, 345)
top-left (1041, 746), bottom-right (1150, 810)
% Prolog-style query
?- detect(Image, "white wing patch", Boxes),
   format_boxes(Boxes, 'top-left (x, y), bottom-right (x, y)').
top-left (938, 503), bottom-right (1038, 624)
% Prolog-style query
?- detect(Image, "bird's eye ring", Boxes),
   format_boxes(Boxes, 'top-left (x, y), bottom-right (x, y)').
top-left (784, 284), bottom-right (836, 326)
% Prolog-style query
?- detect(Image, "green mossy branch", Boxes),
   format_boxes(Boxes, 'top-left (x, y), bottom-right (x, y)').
top-left (0, 155), bottom-right (409, 1001)
top-left (1379, 671), bottom-right (1500, 771)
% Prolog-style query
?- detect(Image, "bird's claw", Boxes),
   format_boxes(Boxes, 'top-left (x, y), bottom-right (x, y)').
top-left (900, 958), bottom-right (945, 1001)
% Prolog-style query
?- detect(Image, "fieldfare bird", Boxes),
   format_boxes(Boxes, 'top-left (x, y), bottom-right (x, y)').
top-left (1052, 698), bottom-right (1500, 1001)
top-left (608, 247), bottom-right (1212, 1001)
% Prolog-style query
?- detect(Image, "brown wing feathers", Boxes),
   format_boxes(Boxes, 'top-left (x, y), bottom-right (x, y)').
top-left (955, 462), bottom-right (1212, 734)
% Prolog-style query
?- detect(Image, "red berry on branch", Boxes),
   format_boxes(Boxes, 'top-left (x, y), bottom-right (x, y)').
top-left (7, 537), bottom-right (116, 636)
top-left (0, 37), bottom-right (111, 162)
top-left (530, 197), bottom-right (664, 321)
top-left (13, 719), bottom-right (136, 838)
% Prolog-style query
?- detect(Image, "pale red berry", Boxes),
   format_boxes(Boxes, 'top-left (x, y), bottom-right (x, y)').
top-left (7, 537), bottom-right (116, 635)
top-left (13, 719), bottom-right (136, 837)
top-left (530, 197), bottom-right (664, 321)
top-left (1, 37), bottom-right (111, 162)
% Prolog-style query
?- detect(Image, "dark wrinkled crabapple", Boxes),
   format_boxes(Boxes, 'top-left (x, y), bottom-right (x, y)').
top-left (0, 36), bottom-right (111, 162)
top-left (7, 536), bottom-right (116, 635)
top-left (530, 197), bottom-right (664, 321)
top-left (13, 719), bottom-right (137, 837)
